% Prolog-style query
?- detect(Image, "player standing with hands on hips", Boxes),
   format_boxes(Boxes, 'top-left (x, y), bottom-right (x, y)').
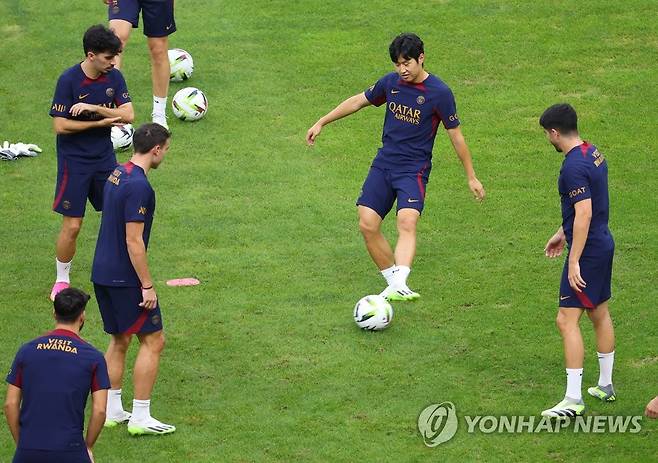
top-left (91, 123), bottom-right (175, 435)
top-left (50, 25), bottom-right (134, 301)
top-left (539, 103), bottom-right (617, 418)
top-left (103, 0), bottom-right (176, 129)
top-left (306, 33), bottom-right (485, 301)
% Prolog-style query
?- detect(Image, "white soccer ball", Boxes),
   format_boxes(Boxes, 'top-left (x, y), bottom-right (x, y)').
top-left (172, 87), bottom-right (208, 121)
top-left (354, 295), bottom-right (393, 331)
top-left (168, 48), bottom-right (194, 82)
top-left (111, 124), bottom-right (134, 151)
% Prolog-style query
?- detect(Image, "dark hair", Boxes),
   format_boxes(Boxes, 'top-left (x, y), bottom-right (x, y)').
top-left (54, 288), bottom-right (90, 323)
top-left (83, 24), bottom-right (121, 56)
top-left (389, 33), bottom-right (424, 62)
top-left (133, 123), bottom-right (171, 154)
top-left (539, 103), bottom-right (578, 134)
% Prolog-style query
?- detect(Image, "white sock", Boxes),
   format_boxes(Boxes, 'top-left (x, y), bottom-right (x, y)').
top-left (597, 351), bottom-right (615, 387)
top-left (565, 368), bottom-right (583, 401)
top-left (55, 258), bottom-right (72, 283)
top-left (132, 399), bottom-right (151, 423)
top-left (380, 265), bottom-right (398, 286)
top-left (107, 389), bottom-right (125, 417)
top-left (152, 96), bottom-right (167, 116)
top-left (394, 265), bottom-right (411, 286)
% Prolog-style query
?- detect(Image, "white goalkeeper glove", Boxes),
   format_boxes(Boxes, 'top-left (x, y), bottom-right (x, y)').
top-left (0, 141), bottom-right (42, 160)
top-left (12, 142), bottom-right (42, 157)
top-left (0, 140), bottom-right (17, 160)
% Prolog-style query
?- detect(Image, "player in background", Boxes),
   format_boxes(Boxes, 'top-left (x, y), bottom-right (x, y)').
top-left (539, 103), bottom-right (617, 418)
top-left (4, 288), bottom-right (109, 463)
top-left (91, 123), bottom-right (175, 436)
top-left (306, 33), bottom-right (485, 301)
top-left (50, 24), bottom-right (134, 301)
top-left (103, 0), bottom-right (176, 129)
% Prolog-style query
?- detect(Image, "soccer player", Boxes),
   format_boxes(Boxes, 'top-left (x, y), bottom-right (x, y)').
top-left (50, 24), bottom-right (134, 302)
top-left (4, 288), bottom-right (109, 463)
top-left (103, 0), bottom-right (176, 129)
top-left (91, 123), bottom-right (175, 435)
top-left (539, 103), bottom-right (617, 418)
top-left (306, 33), bottom-right (485, 300)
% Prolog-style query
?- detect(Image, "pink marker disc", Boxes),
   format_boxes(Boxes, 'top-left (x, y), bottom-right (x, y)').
top-left (166, 278), bottom-right (200, 287)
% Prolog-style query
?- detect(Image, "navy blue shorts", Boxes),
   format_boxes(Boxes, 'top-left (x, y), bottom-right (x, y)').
top-left (53, 162), bottom-right (112, 217)
top-left (108, 0), bottom-right (176, 38)
top-left (94, 284), bottom-right (163, 334)
top-left (13, 448), bottom-right (91, 463)
top-left (559, 248), bottom-right (614, 309)
top-left (356, 165), bottom-right (430, 219)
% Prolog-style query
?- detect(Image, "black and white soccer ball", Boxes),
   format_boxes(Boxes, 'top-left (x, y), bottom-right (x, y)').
top-left (111, 124), bottom-right (134, 151)
top-left (168, 48), bottom-right (194, 82)
top-left (172, 87), bottom-right (208, 121)
top-left (354, 295), bottom-right (393, 331)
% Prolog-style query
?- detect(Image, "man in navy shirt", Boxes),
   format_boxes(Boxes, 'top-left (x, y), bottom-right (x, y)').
top-left (539, 104), bottom-right (617, 418)
top-left (4, 288), bottom-right (110, 463)
top-left (50, 25), bottom-right (134, 302)
top-left (102, 0), bottom-right (176, 129)
top-left (91, 123), bottom-right (175, 435)
top-left (306, 33), bottom-right (485, 300)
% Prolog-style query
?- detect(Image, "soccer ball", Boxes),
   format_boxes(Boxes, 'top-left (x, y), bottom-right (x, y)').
top-left (353, 295), bottom-right (393, 331)
top-left (172, 87), bottom-right (208, 121)
top-left (111, 124), bottom-right (134, 151)
top-left (168, 48), bottom-right (194, 82)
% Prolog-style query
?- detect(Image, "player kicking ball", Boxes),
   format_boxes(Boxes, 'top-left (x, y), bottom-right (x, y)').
top-left (539, 104), bottom-right (617, 418)
top-left (91, 123), bottom-right (175, 435)
top-left (306, 33), bottom-right (485, 301)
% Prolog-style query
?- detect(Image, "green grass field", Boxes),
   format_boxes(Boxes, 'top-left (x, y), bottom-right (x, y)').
top-left (1, 1), bottom-right (657, 461)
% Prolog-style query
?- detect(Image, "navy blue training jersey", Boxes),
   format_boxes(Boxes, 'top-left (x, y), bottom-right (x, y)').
top-left (92, 162), bottom-right (155, 286)
top-left (559, 142), bottom-right (613, 255)
top-left (5, 329), bottom-right (110, 451)
top-left (364, 72), bottom-right (460, 172)
top-left (50, 64), bottom-right (131, 172)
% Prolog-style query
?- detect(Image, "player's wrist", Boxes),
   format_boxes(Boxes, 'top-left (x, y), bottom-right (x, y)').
top-left (141, 284), bottom-right (153, 290)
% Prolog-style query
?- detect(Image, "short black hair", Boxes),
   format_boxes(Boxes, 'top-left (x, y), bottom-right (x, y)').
top-left (54, 288), bottom-right (90, 323)
top-left (133, 123), bottom-right (171, 154)
top-left (539, 103), bottom-right (578, 134)
top-left (389, 33), bottom-right (424, 62)
top-left (83, 24), bottom-right (121, 56)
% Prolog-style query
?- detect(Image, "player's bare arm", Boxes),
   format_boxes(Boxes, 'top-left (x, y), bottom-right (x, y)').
top-left (69, 102), bottom-right (134, 123)
top-left (646, 396), bottom-right (658, 419)
top-left (306, 93), bottom-right (372, 145)
top-left (53, 116), bottom-right (123, 134)
top-left (568, 199), bottom-right (592, 292)
top-left (3, 384), bottom-right (21, 444)
top-left (446, 126), bottom-right (485, 201)
top-left (85, 389), bottom-right (107, 454)
top-left (126, 221), bottom-right (158, 309)
top-left (544, 226), bottom-right (566, 258)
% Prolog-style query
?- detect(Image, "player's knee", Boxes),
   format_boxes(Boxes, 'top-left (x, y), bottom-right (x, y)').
top-left (148, 39), bottom-right (168, 59)
top-left (589, 309), bottom-right (612, 327)
top-left (111, 334), bottom-right (132, 352)
top-left (359, 218), bottom-right (379, 237)
top-left (555, 311), bottom-right (575, 333)
top-left (62, 220), bottom-right (82, 238)
top-left (397, 216), bottom-right (417, 234)
top-left (117, 36), bottom-right (130, 49)
top-left (146, 331), bottom-right (166, 354)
